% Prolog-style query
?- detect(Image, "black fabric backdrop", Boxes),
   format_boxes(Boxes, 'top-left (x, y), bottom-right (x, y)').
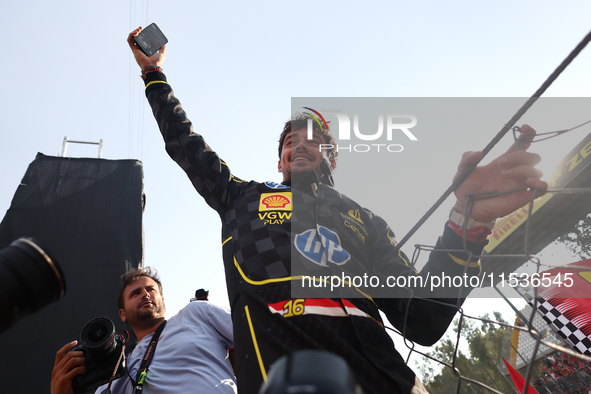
top-left (0, 153), bottom-right (144, 393)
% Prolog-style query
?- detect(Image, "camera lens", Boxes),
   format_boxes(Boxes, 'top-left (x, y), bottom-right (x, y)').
top-left (87, 323), bottom-right (109, 343)
top-left (81, 318), bottom-right (117, 359)
top-left (72, 317), bottom-right (127, 393)
top-left (0, 237), bottom-right (66, 333)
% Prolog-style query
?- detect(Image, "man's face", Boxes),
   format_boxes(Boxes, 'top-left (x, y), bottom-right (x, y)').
top-left (118, 277), bottom-right (165, 326)
top-left (278, 127), bottom-right (332, 181)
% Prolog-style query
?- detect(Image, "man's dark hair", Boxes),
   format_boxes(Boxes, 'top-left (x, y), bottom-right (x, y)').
top-left (117, 267), bottom-right (163, 310)
top-left (278, 113), bottom-right (338, 162)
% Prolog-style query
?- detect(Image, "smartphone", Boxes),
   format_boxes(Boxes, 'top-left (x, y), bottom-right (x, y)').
top-left (133, 23), bottom-right (168, 57)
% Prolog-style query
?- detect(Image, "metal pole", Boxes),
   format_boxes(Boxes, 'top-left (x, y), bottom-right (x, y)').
top-left (60, 136), bottom-right (68, 157)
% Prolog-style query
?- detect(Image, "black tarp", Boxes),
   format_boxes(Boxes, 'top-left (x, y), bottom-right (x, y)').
top-left (0, 153), bottom-right (144, 393)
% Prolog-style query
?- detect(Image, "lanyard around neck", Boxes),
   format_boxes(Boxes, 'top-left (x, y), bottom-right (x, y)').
top-left (128, 320), bottom-right (167, 393)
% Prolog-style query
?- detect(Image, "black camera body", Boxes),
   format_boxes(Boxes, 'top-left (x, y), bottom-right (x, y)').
top-left (71, 317), bottom-right (127, 394)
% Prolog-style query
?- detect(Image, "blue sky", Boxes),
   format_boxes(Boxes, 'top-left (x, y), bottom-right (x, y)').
top-left (2, 0), bottom-right (591, 367)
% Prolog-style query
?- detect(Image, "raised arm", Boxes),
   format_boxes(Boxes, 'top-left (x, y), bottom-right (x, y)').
top-left (126, 28), bottom-right (249, 213)
top-left (378, 126), bottom-right (547, 345)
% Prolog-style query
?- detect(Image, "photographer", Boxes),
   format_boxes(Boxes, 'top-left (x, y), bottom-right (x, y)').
top-left (51, 267), bottom-right (236, 393)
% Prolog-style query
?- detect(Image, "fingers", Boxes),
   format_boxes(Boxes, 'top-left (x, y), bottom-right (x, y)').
top-left (456, 151), bottom-right (483, 172)
top-left (498, 151), bottom-right (542, 182)
top-left (62, 357), bottom-right (86, 379)
top-left (500, 164), bottom-right (543, 181)
top-left (55, 354), bottom-right (85, 381)
top-left (127, 27), bottom-right (166, 69)
top-left (54, 340), bottom-right (78, 366)
top-left (497, 150), bottom-right (548, 192)
top-left (127, 26), bottom-right (143, 50)
top-left (453, 151), bottom-right (483, 184)
top-left (52, 341), bottom-right (85, 394)
top-left (499, 149), bottom-right (546, 182)
top-left (497, 150), bottom-right (542, 168)
top-left (526, 178), bottom-right (548, 192)
top-left (508, 124), bottom-right (536, 153)
top-left (519, 124), bottom-right (536, 136)
top-left (53, 341), bottom-right (85, 376)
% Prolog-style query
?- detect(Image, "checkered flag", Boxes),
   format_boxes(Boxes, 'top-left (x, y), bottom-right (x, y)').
top-left (515, 282), bottom-right (591, 356)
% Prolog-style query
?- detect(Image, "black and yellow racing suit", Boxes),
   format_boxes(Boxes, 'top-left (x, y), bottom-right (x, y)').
top-left (144, 72), bottom-right (485, 394)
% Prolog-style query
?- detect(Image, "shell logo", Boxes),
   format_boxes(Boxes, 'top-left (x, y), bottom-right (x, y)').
top-left (259, 192), bottom-right (292, 211)
top-left (262, 195), bottom-right (290, 208)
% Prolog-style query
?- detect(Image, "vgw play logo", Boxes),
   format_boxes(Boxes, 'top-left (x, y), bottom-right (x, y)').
top-left (302, 107), bottom-right (417, 153)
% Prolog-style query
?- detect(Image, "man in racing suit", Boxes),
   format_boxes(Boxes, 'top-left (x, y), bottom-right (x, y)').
top-left (127, 27), bottom-right (547, 394)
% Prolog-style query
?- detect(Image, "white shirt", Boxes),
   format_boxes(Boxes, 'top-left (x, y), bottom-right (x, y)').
top-left (96, 301), bottom-right (236, 393)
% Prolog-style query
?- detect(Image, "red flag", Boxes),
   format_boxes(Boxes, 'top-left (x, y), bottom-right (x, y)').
top-left (502, 357), bottom-right (539, 394)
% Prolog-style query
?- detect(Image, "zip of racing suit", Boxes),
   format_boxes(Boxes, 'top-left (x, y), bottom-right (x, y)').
top-left (143, 71), bottom-right (486, 394)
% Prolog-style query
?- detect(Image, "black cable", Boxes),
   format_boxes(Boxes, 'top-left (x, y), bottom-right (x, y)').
top-left (397, 28), bottom-right (591, 249)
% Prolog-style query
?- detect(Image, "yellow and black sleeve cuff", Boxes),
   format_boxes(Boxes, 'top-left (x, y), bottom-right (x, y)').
top-left (143, 71), bottom-right (170, 94)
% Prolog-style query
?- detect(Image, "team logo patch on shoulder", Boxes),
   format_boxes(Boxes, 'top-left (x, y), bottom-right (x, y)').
top-left (347, 209), bottom-right (364, 224)
top-left (339, 209), bottom-right (366, 227)
top-left (264, 181), bottom-right (289, 189)
top-left (259, 192), bottom-right (292, 211)
top-left (339, 209), bottom-right (368, 244)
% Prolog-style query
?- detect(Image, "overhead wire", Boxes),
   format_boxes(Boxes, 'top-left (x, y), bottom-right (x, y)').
top-left (397, 28), bottom-right (591, 250)
top-left (128, 0), bottom-right (150, 160)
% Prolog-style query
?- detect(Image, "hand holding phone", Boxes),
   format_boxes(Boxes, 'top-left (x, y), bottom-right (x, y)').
top-left (127, 25), bottom-right (167, 69)
top-left (132, 23), bottom-right (168, 57)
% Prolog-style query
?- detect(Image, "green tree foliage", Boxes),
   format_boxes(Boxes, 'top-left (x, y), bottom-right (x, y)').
top-left (418, 312), bottom-right (517, 394)
top-left (556, 213), bottom-right (591, 259)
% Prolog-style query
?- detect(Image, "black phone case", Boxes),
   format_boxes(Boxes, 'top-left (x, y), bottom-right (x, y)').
top-left (133, 23), bottom-right (168, 57)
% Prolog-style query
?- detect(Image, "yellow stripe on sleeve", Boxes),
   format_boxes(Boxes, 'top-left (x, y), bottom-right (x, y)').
top-left (447, 252), bottom-right (480, 268)
top-left (145, 80), bottom-right (168, 88)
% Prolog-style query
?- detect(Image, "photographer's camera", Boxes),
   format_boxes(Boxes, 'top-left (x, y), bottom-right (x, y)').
top-left (70, 317), bottom-right (126, 394)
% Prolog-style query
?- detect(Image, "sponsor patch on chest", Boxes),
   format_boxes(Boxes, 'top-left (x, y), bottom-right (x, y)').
top-left (258, 192), bottom-right (292, 225)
